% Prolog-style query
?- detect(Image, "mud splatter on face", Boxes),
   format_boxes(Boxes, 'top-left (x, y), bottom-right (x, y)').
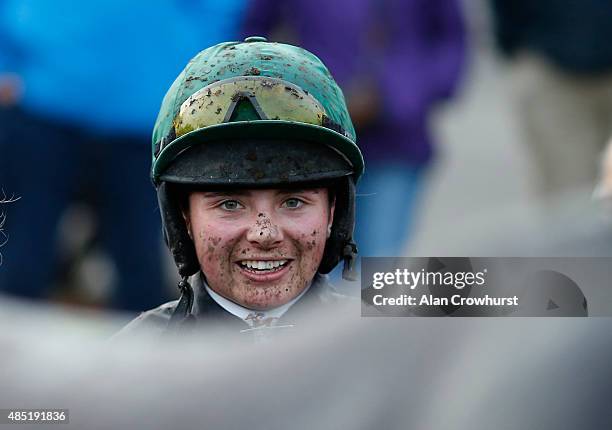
top-left (186, 189), bottom-right (332, 310)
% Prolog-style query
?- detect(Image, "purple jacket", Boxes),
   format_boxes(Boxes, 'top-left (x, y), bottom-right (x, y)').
top-left (242, 0), bottom-right (466, 164)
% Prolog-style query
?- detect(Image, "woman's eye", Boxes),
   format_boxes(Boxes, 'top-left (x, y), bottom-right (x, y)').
top-left (283, 198), bottom-right (303, 209)
top-left (220, 200), bottom-right (243, 211)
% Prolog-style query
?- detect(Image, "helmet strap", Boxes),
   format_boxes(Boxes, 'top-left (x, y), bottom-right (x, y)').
top-left (342, 241), bottom-right (358, 281)
top-left (167, 276), bottom-right (196, 331)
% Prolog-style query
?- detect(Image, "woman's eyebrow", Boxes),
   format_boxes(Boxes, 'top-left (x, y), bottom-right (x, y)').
top-left (201, 190), bottom-right (252, 198)
top-left (277, 189), bottom-right (320, 195)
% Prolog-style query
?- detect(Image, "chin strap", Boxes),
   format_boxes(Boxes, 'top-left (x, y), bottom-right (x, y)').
top-left (167, 276), bottom-right (196, 331)
top-left (342, 241), bottom-right (358, 281)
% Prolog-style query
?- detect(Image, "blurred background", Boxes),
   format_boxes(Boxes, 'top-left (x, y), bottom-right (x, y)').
top-left (2, 0), bottom-right (612, 316)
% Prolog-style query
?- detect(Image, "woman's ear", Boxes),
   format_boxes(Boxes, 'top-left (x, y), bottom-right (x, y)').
top-left (182, 195), bottom-right (193, 240)
top-left (327, 196), bottom-right (336, 238)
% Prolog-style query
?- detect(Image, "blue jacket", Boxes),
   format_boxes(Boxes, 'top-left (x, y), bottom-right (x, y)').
top-left (0, 0), bottom-right (245, 136)
top-left (491, 0), bottom-right (612, 74)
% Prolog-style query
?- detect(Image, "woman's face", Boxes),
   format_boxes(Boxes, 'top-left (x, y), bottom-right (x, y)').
top-left (185, 188), bottom-right (334, 310)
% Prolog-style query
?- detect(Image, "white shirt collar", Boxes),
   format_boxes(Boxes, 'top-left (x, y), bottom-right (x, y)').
top-left (203, 279), bottom-right (312, 327)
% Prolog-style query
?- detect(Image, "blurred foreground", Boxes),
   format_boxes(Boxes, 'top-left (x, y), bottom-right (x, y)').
top-left (0, 292), bottom-right (611, 430)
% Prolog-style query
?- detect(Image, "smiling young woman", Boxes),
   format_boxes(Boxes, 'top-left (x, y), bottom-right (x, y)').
top-left (115, 37), bottom-right (364, 338)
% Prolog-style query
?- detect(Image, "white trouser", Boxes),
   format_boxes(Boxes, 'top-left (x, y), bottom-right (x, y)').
top-left (510, 52), bottom-right (612, 201)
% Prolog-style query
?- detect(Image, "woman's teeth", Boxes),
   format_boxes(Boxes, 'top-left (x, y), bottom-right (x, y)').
top-left (240, 260), bottom-right (288, 271)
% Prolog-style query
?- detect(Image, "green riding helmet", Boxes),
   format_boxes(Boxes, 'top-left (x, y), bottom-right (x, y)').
top-left (152, 36), bottom-right (364, 300)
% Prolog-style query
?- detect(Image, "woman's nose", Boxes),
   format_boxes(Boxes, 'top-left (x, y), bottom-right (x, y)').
top-left (245, 213), bottom-right (283, 248)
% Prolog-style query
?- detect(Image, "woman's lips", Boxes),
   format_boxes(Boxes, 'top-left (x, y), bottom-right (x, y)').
top-left (236, 260), bottom-right (293, 283)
